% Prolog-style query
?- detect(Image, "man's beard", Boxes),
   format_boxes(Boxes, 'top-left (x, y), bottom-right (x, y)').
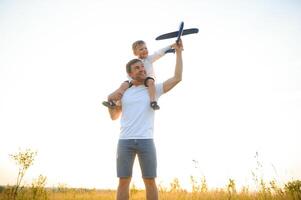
top-left (134, 73), bottom-right (146, 82)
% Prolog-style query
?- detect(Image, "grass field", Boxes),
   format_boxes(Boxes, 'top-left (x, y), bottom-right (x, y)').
top-left (1, 178), bottom-right (300, 200)
top-left (2, 150), bottom-right (300, 199)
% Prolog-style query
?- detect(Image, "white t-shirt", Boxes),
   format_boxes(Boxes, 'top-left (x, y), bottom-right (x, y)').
top-left (119, 83), bottom-right (164, 139)
top-left (143, 45), bottom-right (171, 77)
top-left (127, 45), bottom-right (171, 80)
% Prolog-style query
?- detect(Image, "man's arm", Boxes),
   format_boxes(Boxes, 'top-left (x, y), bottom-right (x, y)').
top-left (108, 105), bottom-right (122, 120)
top-left (163, 40), bottom-right (183, 93)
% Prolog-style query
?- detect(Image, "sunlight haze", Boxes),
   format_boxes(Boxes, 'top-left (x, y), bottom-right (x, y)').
top-left (1, 0), bottom-right (300, 190)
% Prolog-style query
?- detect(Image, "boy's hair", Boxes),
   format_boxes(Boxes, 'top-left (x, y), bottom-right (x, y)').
top-left (126, 58), bottom-right (142, 73)
top-left (132, 40), bottom-right (145, 52)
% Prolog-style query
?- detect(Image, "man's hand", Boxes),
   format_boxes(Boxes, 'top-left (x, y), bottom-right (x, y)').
top-left (174, 39), bottom-right (183, 51)
top-left (170, 40), bottom-right (183, 50)
top-left (108, 104), bottom-right (122, 120)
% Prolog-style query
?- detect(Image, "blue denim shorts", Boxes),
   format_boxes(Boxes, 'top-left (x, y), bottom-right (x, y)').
top-left (116, 139), bottom-right (157, 178)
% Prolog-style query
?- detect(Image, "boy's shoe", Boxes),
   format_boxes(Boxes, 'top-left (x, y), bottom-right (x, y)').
top-left (102, 100), bottom-right (116, 109)
top-left (150, 101), bottom-right (160, 110)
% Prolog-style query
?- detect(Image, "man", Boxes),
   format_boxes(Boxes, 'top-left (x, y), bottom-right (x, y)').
top-left (106, 40), bottom-right (183, 200)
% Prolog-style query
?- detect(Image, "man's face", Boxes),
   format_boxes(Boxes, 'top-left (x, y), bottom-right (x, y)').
top-left (129, 61), bottom-right (146, 81)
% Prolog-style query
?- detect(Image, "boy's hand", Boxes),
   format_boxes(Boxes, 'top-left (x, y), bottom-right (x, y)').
top-left (170, 42), bottom-right (177, 49)
top-left (108, 89), bottom-right (123, 101)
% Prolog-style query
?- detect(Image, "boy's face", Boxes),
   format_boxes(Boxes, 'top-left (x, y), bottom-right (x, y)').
top-left (129, 61), bottom-right (146, 81)
top-left (134, 43), bottom-right (148, 59)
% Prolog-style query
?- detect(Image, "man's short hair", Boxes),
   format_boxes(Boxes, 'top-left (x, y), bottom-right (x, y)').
top-left (126, 58), bottom-right (142, 73)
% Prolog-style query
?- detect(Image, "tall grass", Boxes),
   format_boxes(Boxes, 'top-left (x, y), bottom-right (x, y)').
top-left (1, 178), bottom-right (300, 200)
top-left (1, 149), bottom-right (300, 200)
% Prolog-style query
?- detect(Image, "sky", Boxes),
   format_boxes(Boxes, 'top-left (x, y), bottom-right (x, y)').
top-left (0, 0), bottom-right (301, 190)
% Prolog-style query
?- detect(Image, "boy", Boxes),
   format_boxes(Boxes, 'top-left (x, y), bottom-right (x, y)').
top-left (103, 40), bottom-right (176, 110)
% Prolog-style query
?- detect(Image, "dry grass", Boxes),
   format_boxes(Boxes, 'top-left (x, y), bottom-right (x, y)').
top-left (2, 150), bottom-right (300, 199)
top-left (1, 179), bottom-right (300, 200)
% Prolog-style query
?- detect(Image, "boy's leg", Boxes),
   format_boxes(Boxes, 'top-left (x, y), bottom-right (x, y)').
top-left (103, 81), bottom-right (131, 108)
top-left (144, 77), bottom-right (160, 110)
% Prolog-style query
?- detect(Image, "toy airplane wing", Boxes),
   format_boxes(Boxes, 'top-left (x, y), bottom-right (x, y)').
top-left (156, 22), bottom-right (198, 53)
top-left (156, 28), bottom-right (199, 41)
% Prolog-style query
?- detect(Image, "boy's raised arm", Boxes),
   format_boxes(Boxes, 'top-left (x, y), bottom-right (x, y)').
top-left (150, 43), bottom-right (177, 62)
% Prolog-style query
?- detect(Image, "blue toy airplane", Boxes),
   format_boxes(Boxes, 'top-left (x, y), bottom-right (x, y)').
top-left (156, 22), bottom-right (199, 53)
